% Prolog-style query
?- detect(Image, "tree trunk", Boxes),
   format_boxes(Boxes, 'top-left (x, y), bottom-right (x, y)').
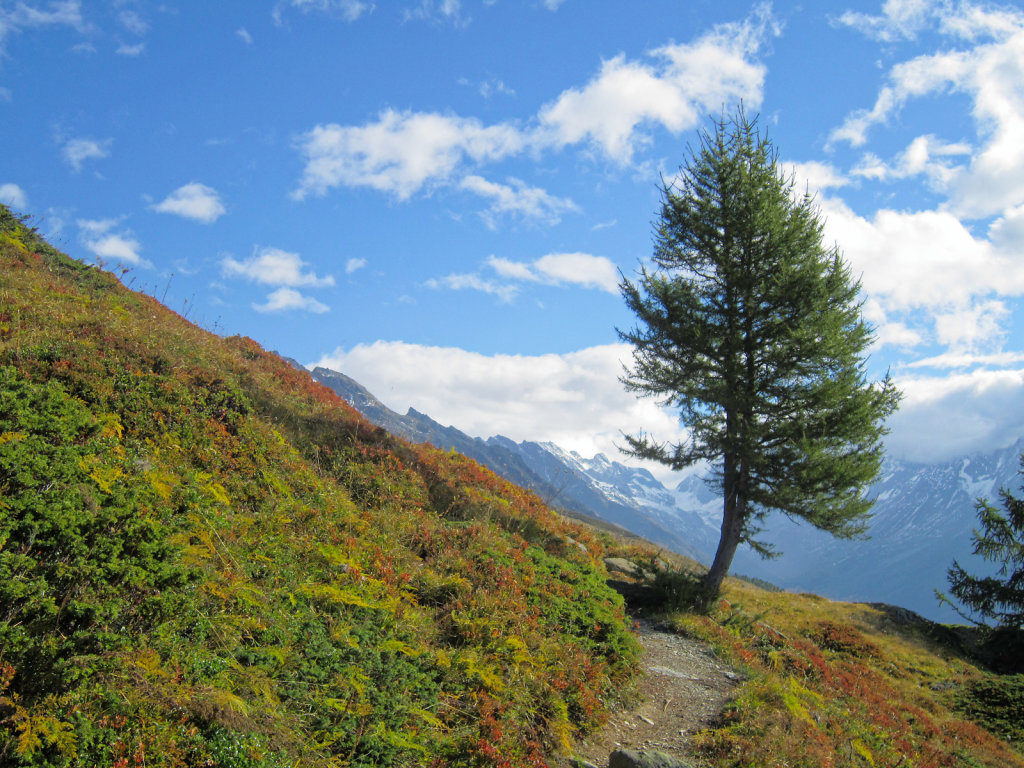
top-left (701, 452), bottom-right (746, 607)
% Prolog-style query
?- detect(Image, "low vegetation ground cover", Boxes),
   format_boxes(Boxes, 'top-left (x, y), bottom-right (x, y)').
top-left (4, 204), bottom-right (1022, 768)
top-left (0, 206), bottom-right (639, 767)
top-left (617, 553), bottom-right (1024, 768)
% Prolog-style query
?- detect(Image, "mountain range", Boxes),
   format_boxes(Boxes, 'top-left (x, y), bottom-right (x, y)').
top-left (310, 364), bottom-right (1022, 624)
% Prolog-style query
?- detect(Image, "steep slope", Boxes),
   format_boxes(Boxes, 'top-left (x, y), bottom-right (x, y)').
top-left (0, 206), bottom-right (638, 768)
top-left (310, 366), bottom-right (713, 560)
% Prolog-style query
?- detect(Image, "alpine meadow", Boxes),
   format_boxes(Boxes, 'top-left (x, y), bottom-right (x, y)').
top-left (3, 188), bottom-right (1024, 766)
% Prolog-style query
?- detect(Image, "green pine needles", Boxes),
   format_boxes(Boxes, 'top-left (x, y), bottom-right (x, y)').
top-left (942, 456), bottom-right (1024, 630)
top-left (619, 108), bottom-right (901, 603)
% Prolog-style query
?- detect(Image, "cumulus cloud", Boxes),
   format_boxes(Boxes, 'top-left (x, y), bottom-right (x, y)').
top-left (459, 175), bottom-right (579, 227)
top-left (821, 197), bottom-right (1024, 351)
top-left (291, 5), bottom-right (778, 202)
top-left (535, 3), bottom-right (777, 162)
top-left (221, 247), bottom-right (334, 287)
top-left (0, 183), bottom-right (28, 210)
top-left (312, 341), bottom-right (688, 478)
top-left (78, 217), bottom-right (147, 266)
top-left (831, 3), bottom-right (1024, 219)
top-left (152, 182), bottom-right (226, 223)
top-left (345, 257), bottom-right (367, 274)
top-left (292, 110), bottom-right (525, 200)
top-left (236, 27), bottom-right (253, 45)
top-left (62, 137), bottom-right (112, 172)
top-left (253, 287), bottom-right (330, 314)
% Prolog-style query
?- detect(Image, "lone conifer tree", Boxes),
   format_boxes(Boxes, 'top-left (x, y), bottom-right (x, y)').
top-left (619, 109), bottom-right (900, 602)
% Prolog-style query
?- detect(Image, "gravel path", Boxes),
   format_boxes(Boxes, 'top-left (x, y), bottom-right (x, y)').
top-left (570, 617), bottom-right (741, 767)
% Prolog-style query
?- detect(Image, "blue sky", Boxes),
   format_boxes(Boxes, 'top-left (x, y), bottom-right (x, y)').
top-left (4, 0), bottom-right (1024, 480)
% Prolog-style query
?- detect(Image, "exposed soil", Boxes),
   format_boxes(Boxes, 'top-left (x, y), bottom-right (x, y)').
top-left (569, 615), bottom-right (741, 767)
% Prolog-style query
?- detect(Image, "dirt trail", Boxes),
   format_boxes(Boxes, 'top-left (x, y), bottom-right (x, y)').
top-left (570, 617), bottom-right (741, 767)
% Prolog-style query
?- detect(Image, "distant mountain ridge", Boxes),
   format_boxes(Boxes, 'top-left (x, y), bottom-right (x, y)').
top-left (310, 364), bottom-right (1022, 624)
top-left (309, 366), bottom-right (714, 561)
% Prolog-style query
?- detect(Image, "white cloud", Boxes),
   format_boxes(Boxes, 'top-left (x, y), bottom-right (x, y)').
top-left (236, 27), bottom-right (253, 45)
top-left (345, 257), bottom-right (367, 274)
top-left (432, 252), bottom-right (620, 301)
top-left (887, 367), bottom-right (1024, 462)
top-left (426, 272), bottom-right (519, 303)
top-left (152, 182), bottom-right (226, 223)
top-left (312, 341), bottom-right (1024, 471)
top-left (786, 161), bottom-right (850, 197)
top-left (532, 253), bottom-right (620, 293)
top-left (291, 5), bottom-right (777, 201)
top-left (536, 3), bottom-right (777, 162)
top-left (0, 183), bottom-right (28, 210)
top-left (312, 341), bottom-right (688, 479)
top-left (274, 0), bottom-right (373, 23)
top-left (478, 78), bottom-right (513, 99)
top-left (485, 252), bottom-right (621, 293)
top-left (831, 3), bottom-right (1024, 219)
top-left (822, 197), bottom-right (1024, 350)
top-left (292, 110), bottom-right (525, 200)
top-left (905, 350), bottom-right (1024, 370)
top-left (116, 42), bottom-right (145, 56)
top-left (933, 300), bottom-right (1008, 351)
top-left (222, 247), bottom-right (334, 287)
top-left (118, 10), bottom-right (147, 35)
top-left (459, 175), bottom-right (579, 227)
top-left (851, 135), bottom-right (972, 188)
top-left (835, 0), bottom-right (934, 42)
top-left (0, 0), bottom-right (87, 54)
top-left (487, 255), bottom-right (536, 282)
top-left (253, 287), bottom-right (330, 314)
top-left (404, 0), bottom-right (462, 23)
top-left (78, 217), bottom-right (147, 266)
top-left (62, 137), bottom-right (112, 172)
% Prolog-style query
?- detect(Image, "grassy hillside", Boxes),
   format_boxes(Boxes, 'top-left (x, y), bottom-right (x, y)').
top-left (0, 205), bottom-right (639, 767)
top-left (596, 537), bottom-right (1024, 768)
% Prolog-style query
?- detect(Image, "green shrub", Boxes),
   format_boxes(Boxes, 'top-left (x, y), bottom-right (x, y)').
top-left (954, 674), bottom-right (1024, 743)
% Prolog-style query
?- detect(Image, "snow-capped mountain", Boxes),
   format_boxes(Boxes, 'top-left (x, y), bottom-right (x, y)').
top-left (309, 363), bottom-right (1022, 624)
top-left (728, 441), bottom-right (1023, 623)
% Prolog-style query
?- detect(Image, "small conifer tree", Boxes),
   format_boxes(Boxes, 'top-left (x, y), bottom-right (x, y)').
top-left (942, 458), bottom-right (1024, 629)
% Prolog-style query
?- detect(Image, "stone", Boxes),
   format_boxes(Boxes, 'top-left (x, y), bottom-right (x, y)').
top-left (608, 748), bottom-right (693, 768)
top-left (604, 557), bottom-right (644, 578)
